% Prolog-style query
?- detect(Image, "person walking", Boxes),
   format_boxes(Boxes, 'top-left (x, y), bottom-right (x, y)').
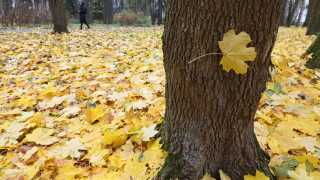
top-left (78, 1), bottom-right (90, 30)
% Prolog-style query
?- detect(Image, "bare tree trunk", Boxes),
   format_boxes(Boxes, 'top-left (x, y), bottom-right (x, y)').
top-left (303, 0), bottom-right (313, 27)
top-left (286, 0), bottom-right (301, 27)
top-left (305, 34), bottom-right (320, 69)
top-left (295, 0), bottom-right (305, 27)
top-left (157, 0), bottom-right (162, 25)
top-left (103, 0), bottom-right (113, 24)
top-left (49, 0), bottom-right (68, 33)
top-left (280, 0), bottom-right (289, 26)
top-left (120, 0), bottom-right (126, 11)
top-left (159, 0), bottom-right (284, 179)
top-left (2, 0), bottom-right (12, 14)
top-left (150, 0), bottom-right (156, 25)
top-left (1, 0), bottom-right (13, 25)
top-left (306, 0), bottom-right (320, 35)
top-left (86, 0), bottom-right (93, 24)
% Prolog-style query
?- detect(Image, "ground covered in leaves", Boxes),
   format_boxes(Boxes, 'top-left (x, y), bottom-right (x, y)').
top-left (0, 27), bottom-right (319, 180)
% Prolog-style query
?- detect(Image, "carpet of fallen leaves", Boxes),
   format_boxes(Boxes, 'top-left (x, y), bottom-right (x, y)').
top-left (0, 27), bottom-right (319, 180)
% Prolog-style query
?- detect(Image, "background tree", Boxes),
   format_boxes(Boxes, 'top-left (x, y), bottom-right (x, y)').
top-left (295, 0), bottom-right (305, 26)
top-left (64, 0), bottom-right (78, 19)
top-left (280, 0), bottom-right (289, 26)
top-left (303, 0), bottom-right (313, 27)
top-left (157, 0), bottom-right (162, 25)
top-left (49, 0), bottom-right (68, 33)
top-left (159, 0), bottom-right (284, 179)
top-left (304, 34), bottom-right (320, 68)
top-left (103, 0), bottom-right (114, 24)
top-left (286, 0), bottom-right (302, 27)
top-left (306, 0), bottom-right (320, 35)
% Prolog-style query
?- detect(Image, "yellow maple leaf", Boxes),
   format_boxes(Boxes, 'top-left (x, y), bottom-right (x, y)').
top-left (103, 129), bottom-right (127, 148)
top-left (219, 170), bottom-right (231, 180)
top-left (84, 104), bottom-right (105, 124)
top-left (60, 137), bottom-right (86, 159)
top-left (243, 170), bottom-right (270, 180)
top-left (41, 87), bottom-right (57, 97)
top-left (88, 144), bottom-right (110, 167)
top-left (120, 139), bottom-right (134, 160)
top-left (244, 170), bottom-right (270, 180)
top-left (122, 154), bottom-right (148, 180)
top-left (201, 172), bottom-right (215, 180)
top-left (141, 124), bottom-right (159, 141)
top-left (25, 165), bottom-right (40, 180)
top-left (287, 164), bottom-right (313, 180)
top-left (16, 95), bottom-right (36, 109)
top-left (219, 29), bottom-right (257, 74)
top-left (26, 128), bottom-right (58, 145)
top-left (142, 138), bottom-right (165, 169)
top-left (56, 162), bottom-right (81, 180)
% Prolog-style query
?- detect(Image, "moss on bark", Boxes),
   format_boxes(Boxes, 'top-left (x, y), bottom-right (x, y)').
top-left (304, 34), bottom-right (320, 69)
top-left (157, 153), bottom-right (183, 180)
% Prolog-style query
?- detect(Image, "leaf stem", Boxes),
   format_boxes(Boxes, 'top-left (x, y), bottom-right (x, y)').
top-left (188, 53), bottom-right (224, 64)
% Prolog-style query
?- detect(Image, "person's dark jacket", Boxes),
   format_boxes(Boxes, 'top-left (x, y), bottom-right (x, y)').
top-left (79, 5), bottom-right (87, 17)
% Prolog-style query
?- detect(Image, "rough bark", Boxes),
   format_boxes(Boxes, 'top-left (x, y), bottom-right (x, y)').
top-left (159, 0), bottom-right (284, 179)
top-left (286, 0), bottom-right (301, 27)
top-left (306, 0), bottom-right (320, 35)
top-left (305, 34), bottom-right (320, 69)
top-left (303, 0), bottom-right (313, 27)
top-left (49, 0), bottom-right (68, 33)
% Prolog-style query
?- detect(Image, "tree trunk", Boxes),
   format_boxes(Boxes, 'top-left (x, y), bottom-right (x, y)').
top-left (1, 0), bottom-right (13, 25)
top-left (280, 0), bottom-right (289, 26)
top-left (49, 0), bottom-right (68, 33)
top-left (295, 0), bottom-right (305, 27)
top-left (159, 0), bottom-right (284, 179)
top-left (150, 0), bottom-right (156, 25)
top-left (286, 0), bottom-right (301, 27)
top-left (2, 0), bottom-right (12, 14)
top-left (120, 0), bottom-right (126, 11)
top-left (157, 0), bottom-right (162, 25)
top-left (103, 0), bottom-right (114, 24)
top-left (305, 34), bottom-right (320, 69)
top-left (306, 0), bottom-right (320, 35)
top-left (86, 0), bottom-right (93, 24)
top-left (303, 0), bottom-right (313, 27)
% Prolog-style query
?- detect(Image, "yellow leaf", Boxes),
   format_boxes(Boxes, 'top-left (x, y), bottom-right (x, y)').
top-left (88, 144), bottom-right (110, 167)
top-left (84, 104), bottom-right (105, 124)
top-left (201, 172), bottom-right (215, 180)
top-left (141, 124), bottom-right (159, 141)
top-left (244, 170), bottom-right (270, 180)
top-left (26, 165), bottom-right (40, 180)
top-left (41, 87), bottom-right (57, 97)
top-left (103, 129), bottom-right (127, 148)
top-left (219, 170), bottom-right (231, 180)
top-left (122, 154), bottom-right (148, 180)
top-left (26, 128), bottom-right (58, 145)
top-left (219, 29), bottom-right (256, 74)
top-left (56, 162), bottom-right (81, 180)
top-left (287, 164), bottom-right (313, 180)
top-left (16, 96), bottom-right (36, 109)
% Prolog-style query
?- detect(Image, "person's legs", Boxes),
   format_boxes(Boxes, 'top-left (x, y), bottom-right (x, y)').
top-left (80, 16), bottom-right (84, 30)
top-left (83, 17), bottom-right (90, 29)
